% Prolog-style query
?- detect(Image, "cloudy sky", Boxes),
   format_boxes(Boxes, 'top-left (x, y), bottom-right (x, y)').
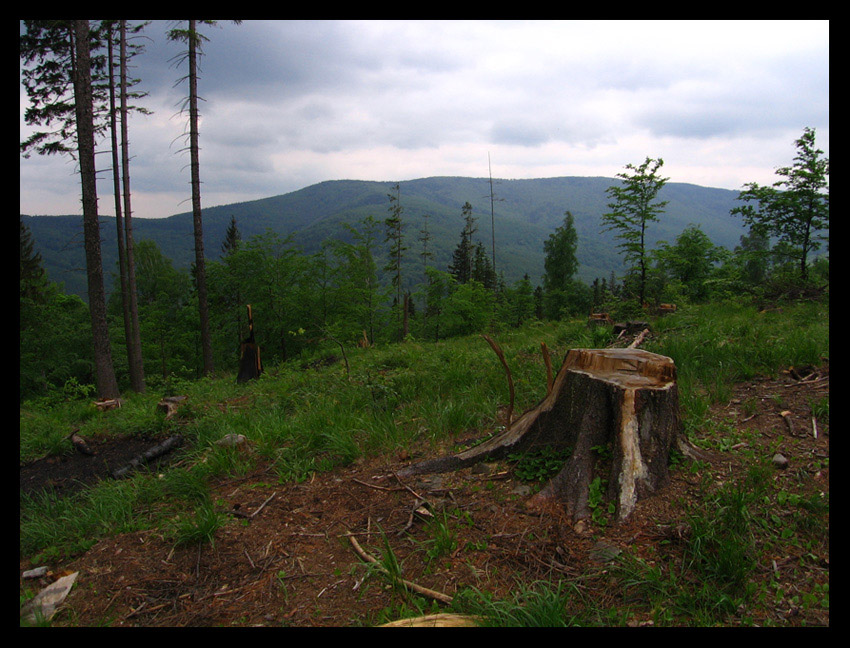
top-left (20, 19), bottom-right (829, 220)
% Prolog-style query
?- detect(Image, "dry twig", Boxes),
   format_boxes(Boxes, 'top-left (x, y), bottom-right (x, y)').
top-left (345, 533), bottom-right (453, 605)
top-left (482, 334), bottom-right (515, 426)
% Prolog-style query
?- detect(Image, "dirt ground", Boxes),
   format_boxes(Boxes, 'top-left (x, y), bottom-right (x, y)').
top-left (20, 364), bottom-right (829, 627)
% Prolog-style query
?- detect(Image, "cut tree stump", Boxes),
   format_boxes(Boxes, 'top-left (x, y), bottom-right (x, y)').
top-left (398, 347), bottom-right (684, 523)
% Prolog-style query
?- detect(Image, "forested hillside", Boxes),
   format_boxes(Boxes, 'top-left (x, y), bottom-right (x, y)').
top-left (23, 175), bottom-right (746, 300)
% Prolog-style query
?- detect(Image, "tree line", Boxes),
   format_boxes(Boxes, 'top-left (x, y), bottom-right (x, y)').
top-left (20, 20), bottom-right (828, 402)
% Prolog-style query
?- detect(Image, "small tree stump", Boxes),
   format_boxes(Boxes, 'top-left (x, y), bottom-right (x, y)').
top-left (399, 348), bottom-right (682, 523)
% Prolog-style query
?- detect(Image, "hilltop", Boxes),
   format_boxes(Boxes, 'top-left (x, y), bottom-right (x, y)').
top-left (22, 175), bottom-right (747, 299)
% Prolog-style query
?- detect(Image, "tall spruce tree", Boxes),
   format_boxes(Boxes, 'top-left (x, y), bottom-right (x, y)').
top-left (221, 216), bottom-right (242, 256)
top-left (542, 211), bottom-right (579, 319)
top-left (20, 218), bottom-right (48, 302)
top-left (449, 201), bottom-right (477, 284)
top-left (384, 183), bottom-right (407, 338)
top-left (21, 20), bottom-right (119, 398)
top-left (73, 19), bottom-right (120, 398)
top-left (167, 20), bottom-right (240, 374)
top-left (105, 20), bottom-right (148, 393)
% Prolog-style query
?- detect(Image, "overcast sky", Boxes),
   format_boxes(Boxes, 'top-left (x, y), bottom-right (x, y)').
top-left (20, 19), bottom-right (829, 220)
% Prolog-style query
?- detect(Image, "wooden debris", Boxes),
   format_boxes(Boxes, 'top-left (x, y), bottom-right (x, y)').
top-left (358, 330), bottom-right (372, 348)
top-left (112, 434), bottom-right (184, 479)
top-left (780, 410), bottom-right (795, 435)
top-left (68, 430), bottom-right (95, 456)
top-left (589, 312), bottom-right (613, 326)
top-left (237, 304), bottom-right (263, 384)
top-left (656, 303), bottom-right (677, 316)
top-left (346, 533), bottom-right (453, 605)
top-left (379, 613), bottom-right (481, 627)
top-left (541, 342), bottom-right (554, 395)
top-left (400, 348), bottom-right (683, 523)
top-left (482, 335), bottom-right (515, 427)
top-left (94, 398), bottom-right (123, 411)
top-left (627, 328), bottom-right (651, 349)
top-left (232, 492), bottom-right (277, 520)
top-left (157, 395), bottom-right (188, 420)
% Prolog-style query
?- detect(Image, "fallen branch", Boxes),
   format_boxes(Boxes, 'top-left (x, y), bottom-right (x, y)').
top-left (482, 334), bottom-right (514, 426)
top-left (541, 342), bottom-right (553, 395)
top-left (250, 492), bottom-right (276, 519)
top-left (346, 533), bottom-right (453, 605)
top-left (628, 328), bottom-right (650, 349)
top-left (111, 435), bottom-right (184, 479)
top-left (379, 613), bottom-right (481, 627)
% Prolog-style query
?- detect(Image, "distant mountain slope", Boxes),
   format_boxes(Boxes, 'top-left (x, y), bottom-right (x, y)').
top-left (23, 176), bottom-right (747, 300)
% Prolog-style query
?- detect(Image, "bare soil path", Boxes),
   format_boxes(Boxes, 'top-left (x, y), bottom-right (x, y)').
top-left (20, 365), bottom-right (829, 627)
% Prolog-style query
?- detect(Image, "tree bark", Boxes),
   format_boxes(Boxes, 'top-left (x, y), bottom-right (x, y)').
top-left (188, 19), bottom-right (214, 376)
top-left (119, 20), bottom-right (145, 392)
top-left (399, 347), bottom-right (682, 523)
top-left (73, 19), bottom-right (119, 400)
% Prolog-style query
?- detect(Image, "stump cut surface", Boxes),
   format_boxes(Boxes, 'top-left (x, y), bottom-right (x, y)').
top-left (399, 348), bottom-right (681, 523)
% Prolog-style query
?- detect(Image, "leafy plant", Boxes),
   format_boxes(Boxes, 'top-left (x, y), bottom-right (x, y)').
top-left (424, 511), bottom-right (457, 561)
top-left (508, 447), bottom-right (571, 482)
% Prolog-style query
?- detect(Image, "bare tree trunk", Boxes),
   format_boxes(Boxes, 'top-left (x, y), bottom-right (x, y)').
top-left (120, 20), bottom-right (145, 393)
top-left (73, 19), bottom-right (119, 400)
top-left (188, 19), bottom-right (214, 376)
top-left (108, 23), bottom-right (145, 393)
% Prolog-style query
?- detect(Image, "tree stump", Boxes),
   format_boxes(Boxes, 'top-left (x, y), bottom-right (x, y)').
top-left (398, 348), bottom-right (682, 523)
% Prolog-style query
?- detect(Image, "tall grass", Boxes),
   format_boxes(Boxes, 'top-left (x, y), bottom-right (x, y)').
top-left (646, 300), bottom-right (828, 439)
top-left (20, 299), bottom-right (828, 604)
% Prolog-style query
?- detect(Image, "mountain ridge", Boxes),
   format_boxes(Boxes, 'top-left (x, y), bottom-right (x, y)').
top-left (22, 175), bottom-right (748, 300)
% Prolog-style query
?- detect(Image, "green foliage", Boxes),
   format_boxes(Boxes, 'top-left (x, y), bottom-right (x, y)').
top-left (455, 580), bottom-right (591, 626)
top-left (508, 447), bottom-right (571, 482)
top-left (543, 211), bottom-right (579, 294)
top-left (601, 157), bottom-right (669, 303)
top-left (170, 500), bottom-right (227, 548)
top-left (20, 287), bottom-right (94, 401)
top-left (653, 224), bottom-right (724, 303)
top-left (731, 127), bottom-right (829, 282)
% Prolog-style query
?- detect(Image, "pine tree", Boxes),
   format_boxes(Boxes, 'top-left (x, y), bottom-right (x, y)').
top-left (20, 218), bottom-right (48, 302)
top-left (167, 20), bottom-right (241, 374)
top-left (448, 201), bottom-right (476, 284)
top-left (472, 241), bottom-right (497, 291)
top-left (21, 19), bottom-right (120, 398)
top-left (221, 216), bottom-right (242, 256)
top-left (73, 19), bottom-right (119, 398)
top-left (106, 20), bottom-right (148, 393)
top-left (384, 183), bottom-right (407, 339)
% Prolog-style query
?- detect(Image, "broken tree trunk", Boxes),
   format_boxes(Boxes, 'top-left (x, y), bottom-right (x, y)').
top-left (398, 347), bottom-right (682, 523)
top-left (237, 304), bottom-right (263, 384)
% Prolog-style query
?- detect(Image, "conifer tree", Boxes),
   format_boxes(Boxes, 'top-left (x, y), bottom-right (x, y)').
top-left (221, 216), bottom-right (242, 256)
top-left (74, 19), bottom-right (120, 398)
top-left (384, 183), bottom-right (407, 338)
top-left (20, 218), bottom-right (48, 302)
top-left (167, 20), bottom-right (241, 374)
top-left (449, 201), bottom-right (476, 284)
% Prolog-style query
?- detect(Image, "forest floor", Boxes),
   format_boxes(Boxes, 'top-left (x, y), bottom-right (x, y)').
top-left (20, 364), bottom-right (829, 627)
